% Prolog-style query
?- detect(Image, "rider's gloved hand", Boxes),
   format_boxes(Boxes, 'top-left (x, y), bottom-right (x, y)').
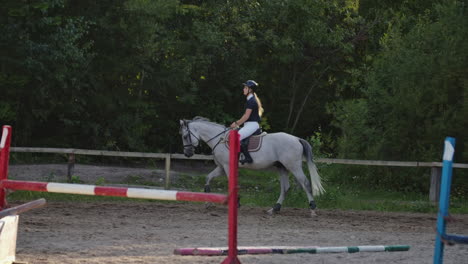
top-left (230, 122), bottom-right (239, 129)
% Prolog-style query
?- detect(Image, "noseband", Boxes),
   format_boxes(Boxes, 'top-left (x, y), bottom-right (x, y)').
top-left (183, 121), bottom-right (200, 149)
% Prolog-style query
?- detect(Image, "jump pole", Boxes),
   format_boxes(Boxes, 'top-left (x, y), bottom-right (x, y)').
top-left (0, 180), bottom-right (227, 204)
top-left (0, 126), bottom-right (227, 210)
top-left (175, 245), bottom-right (411, 256)
top-left (0, 199), bottom-right (46, 219)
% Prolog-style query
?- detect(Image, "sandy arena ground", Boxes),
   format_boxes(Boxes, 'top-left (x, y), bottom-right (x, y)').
top-left (7, 164), bottom-right (468, 264)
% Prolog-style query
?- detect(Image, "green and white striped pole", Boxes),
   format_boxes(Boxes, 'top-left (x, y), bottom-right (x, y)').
top-left (175, 245), bottom-right (410, 256)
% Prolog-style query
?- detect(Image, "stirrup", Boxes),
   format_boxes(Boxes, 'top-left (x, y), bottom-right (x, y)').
top-left (240, 159), bottom-right (253, 165)
top-left (239, 153), bottom-right (253, 164)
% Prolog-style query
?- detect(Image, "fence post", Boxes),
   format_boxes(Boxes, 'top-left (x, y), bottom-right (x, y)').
top-left (430, 166), bottom-right (441, 202)
top-left (165, 154), bottom-right (171, 190)
top-left (67, 153), bottom-right (75, 183)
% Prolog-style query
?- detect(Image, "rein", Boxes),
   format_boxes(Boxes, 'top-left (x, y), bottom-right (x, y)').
top-left (210, 128), bottom-right (232, 152)
top-left (183, 121), bottom-right (232, 152)
top-left (206, 128), bottom-right (231, 143)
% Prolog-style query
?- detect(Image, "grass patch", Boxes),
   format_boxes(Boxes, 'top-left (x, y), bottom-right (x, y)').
top-left (236, 169), bottom-right (468, 214)
top-left (240, 183), bottom-right (468, 214)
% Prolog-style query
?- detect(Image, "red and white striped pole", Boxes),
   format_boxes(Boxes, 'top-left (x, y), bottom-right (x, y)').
top-left (222, 130), bottom-right (241, 264)
top-left (0, 125), bottom-right (12, 209)
top-left (0, 180), bottom-right (227, 204)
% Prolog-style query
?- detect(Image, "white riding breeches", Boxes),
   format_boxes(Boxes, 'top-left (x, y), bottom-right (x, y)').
top-left (238, 121), bottom-right (260, 140)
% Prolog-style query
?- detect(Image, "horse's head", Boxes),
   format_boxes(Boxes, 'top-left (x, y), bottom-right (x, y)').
top-left (179, 119), bottom-right (200, 157)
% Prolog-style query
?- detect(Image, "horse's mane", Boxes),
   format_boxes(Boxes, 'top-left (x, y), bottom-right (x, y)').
top-left (193, 116), bottom-right (210, 122)
top-left (191, 116), bottom-right (226, 129)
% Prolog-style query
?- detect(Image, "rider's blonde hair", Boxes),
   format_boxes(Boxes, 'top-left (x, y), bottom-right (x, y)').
top-left (253, 92), bottom-right (264, 117)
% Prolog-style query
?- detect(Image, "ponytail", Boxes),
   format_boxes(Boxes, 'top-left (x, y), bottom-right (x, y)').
top-left (254, 92), bottom-right (264, 117)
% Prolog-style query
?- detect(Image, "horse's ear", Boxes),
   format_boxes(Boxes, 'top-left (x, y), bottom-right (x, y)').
top-left (180, 120), bottom-right (184, 126)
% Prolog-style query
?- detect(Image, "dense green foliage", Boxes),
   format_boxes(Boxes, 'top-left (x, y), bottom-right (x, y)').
top-left (1, 0), bottom-right (467, 193)
top-left (330, 1), bottom-right (468, 192)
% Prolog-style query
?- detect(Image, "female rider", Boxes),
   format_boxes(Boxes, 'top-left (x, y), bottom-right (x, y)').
top-left (230, 80), bottom-right (264, 164)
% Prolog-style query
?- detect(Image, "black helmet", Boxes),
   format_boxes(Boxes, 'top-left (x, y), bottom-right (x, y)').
top-left (243, 80), bottom-right (258, 88)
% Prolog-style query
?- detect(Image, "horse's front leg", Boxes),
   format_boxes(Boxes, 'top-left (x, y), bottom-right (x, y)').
top-left (203, 166), bottom-right (225, 209)
top-left (204, 165), bottom-right (225, 193)
top-left (267, 168), bottom-right (290, 215)
top-left (220, 164), bottom-right (241, 208)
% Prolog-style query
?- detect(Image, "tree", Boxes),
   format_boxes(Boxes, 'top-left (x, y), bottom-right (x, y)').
top-left (0, 0), bottom-right (94, 146)
top-left (332, 1), bottom-right (468, 190)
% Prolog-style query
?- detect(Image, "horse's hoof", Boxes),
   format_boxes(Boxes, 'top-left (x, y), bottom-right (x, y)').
top-left (205, 202), bottom-right (215, 209)
top-left (310, 209), bottom-right (317, 217)
top-left (266, 207), bottom-right (281, 215)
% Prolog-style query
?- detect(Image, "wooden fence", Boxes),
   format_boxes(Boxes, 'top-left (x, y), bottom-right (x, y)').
top-left (10, 147), bottom-right (468, 202)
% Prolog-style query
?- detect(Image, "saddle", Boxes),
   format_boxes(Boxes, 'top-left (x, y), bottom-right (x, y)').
top-left (225, 128), bottom-right (267, 152)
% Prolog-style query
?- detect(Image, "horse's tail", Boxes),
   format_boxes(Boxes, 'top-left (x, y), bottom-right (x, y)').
top-left (299, 138), bottom-right (325, 196)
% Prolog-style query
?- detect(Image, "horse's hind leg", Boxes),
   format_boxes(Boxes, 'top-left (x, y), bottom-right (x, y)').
top-left (267, 168), bottom-right (290, 215)
top-left (288, 166), bottom-right (317, 217)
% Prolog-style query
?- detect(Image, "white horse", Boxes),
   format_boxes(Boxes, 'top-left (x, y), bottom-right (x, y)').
top-left (179, 117), bottom-right (325, 216)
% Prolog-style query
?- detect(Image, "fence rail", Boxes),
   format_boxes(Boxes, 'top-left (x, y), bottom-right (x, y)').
top-left (10, 147), bottom-right (468, 202)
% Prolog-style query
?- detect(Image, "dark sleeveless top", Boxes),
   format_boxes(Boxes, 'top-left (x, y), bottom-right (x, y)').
top-left (245, 96), bottom-right (261, 122)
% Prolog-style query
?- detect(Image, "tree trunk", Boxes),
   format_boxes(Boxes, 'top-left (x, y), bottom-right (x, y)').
top-left (290, 66), bottom-right (330, 133)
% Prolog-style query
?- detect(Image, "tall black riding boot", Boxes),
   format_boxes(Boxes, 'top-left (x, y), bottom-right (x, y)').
top-left (240, 139), bottom-right (253, 164)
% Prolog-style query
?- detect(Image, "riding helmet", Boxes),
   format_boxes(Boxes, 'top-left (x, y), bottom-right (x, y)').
top-left (243, 80), bottom-right (258, 89)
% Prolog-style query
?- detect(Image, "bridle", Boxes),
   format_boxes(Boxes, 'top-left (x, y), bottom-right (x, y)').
top-left (182, 121), bottom-right (199, 150)
top-left (182, 120), bottom-right (232, 152)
